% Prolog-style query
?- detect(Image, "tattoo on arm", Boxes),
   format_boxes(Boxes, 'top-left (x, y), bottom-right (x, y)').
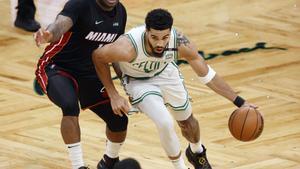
top-left (176, 31), bottom-right (190, 47)
top-left (47, 15), bottom-right (73, 42)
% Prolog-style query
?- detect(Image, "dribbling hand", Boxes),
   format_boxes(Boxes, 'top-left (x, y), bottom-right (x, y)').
top-left (242, 102), bottom-right (258, 109)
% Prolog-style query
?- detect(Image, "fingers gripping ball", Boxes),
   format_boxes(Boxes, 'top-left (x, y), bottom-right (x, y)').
top-left (228, 107), bottom-right (264, 141)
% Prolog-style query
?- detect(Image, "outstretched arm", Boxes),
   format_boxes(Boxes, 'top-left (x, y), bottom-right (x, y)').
top-left (34, 15), bottom-right (73, 47)
top-left (34, 0), bottom-right (86, 46)
top-left (92, 36), bottom-right (136, 116)
top-left (176, 31), bottom-right (256, 108)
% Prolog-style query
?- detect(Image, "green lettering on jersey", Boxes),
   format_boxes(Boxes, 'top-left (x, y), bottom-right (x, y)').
top-left (143, 61), bottom-right (157, 73)
top-left (132, 61), bottom-right (165, 73)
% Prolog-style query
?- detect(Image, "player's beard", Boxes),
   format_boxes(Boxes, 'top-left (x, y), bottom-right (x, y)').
top-left (96, 0), bottom-right (119, 11)
top-left (148, 40), bottom-right (167, 58)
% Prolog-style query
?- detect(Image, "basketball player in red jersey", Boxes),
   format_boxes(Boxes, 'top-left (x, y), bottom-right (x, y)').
top-left (34, 0), bottom-right (129, 168)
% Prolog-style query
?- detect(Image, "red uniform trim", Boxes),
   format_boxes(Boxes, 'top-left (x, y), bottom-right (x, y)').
top-left (35, 32), bottom-right (72, 93)
top-left (82, 99), bottom-right (111, 110)
top-left (58, 71), bottom-right (79, 94)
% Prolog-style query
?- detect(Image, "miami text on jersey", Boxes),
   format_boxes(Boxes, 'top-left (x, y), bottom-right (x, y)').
top-left (85, 31), bottom-right (118, 42)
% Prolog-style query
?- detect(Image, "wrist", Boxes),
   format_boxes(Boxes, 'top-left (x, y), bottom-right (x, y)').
top-left (233, 96), bottom-right (245, 107)
top-left (46, 31), bottom-right (54, 43)
top-left (106, 89), bottom-right (120, 99)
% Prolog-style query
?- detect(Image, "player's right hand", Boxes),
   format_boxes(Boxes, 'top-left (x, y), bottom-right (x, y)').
top-left (34, 28), bottom-right (53, 47)
top-left (242, 102), bottom-right (258, 109)
top-left (110, 94), bottom-right (130, 117)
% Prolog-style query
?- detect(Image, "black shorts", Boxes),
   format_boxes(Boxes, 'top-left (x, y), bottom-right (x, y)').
top-left (39, 63), bottom-right (109, 109)
top-left (36, 63), bottom-right (128, 132)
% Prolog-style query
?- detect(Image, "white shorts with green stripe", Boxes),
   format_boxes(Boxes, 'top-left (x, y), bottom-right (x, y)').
top-left (123, 63), bottom-right (192, 121)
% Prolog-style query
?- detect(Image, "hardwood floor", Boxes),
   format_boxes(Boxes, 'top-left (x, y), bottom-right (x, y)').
top-left (0, 0), bottom-right (299, 168)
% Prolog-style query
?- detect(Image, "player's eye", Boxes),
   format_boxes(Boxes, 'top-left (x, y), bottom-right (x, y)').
top-left (162, 36), bottom-right (169, 40)
top-left (152, 37), bottom-right (159, 41)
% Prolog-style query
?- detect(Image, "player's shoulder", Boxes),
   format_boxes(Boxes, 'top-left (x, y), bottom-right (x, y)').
top-left (113, 35), bottom-right (136, 54)
top-left (115, 2), bottom-right (127, 19)
top-left (114, 35), bottom-right (134, 48)
top-left (104, 35), bottom-right (136, 60)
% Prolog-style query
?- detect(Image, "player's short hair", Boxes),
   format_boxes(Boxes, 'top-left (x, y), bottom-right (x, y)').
top-left (145, 8), bottom-right (173, 31)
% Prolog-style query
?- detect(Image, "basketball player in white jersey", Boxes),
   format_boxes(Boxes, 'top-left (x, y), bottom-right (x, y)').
top-left (92, 8), bottom-right (256, 169)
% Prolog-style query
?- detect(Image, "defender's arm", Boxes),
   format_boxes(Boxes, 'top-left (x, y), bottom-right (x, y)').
top-left (34, 15), bottom-right (73, 47)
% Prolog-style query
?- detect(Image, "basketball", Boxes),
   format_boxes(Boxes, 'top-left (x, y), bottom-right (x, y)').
top-left (228, 106), bottom-right (264, 141)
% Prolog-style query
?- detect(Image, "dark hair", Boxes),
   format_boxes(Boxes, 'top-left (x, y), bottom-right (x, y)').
top-left (145, 8), bottom-right (173, 30)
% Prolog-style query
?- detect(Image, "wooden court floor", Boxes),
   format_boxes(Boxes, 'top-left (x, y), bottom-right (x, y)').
top-left (0, 0), bottom-right (299, 168)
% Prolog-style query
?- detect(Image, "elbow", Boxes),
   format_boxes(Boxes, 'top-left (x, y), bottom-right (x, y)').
top-left (92, 49), bottom-right (109, 64)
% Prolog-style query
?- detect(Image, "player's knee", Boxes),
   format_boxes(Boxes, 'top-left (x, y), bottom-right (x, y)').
top-left (178, 114), bottom-right (198, 131)
top-left (90, 104), bottom-right (128, 131)
top-left (172, 103), bottom-right (192, 121)
top-left (107, 115), bottom-right (128, 132)
top-left (156, 118), bottom-right (174, 133)
top-left (61, 100), bottom-right (80, 116)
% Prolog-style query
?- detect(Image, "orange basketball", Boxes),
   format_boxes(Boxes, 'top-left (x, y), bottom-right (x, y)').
top-left (228, 106), bottom-right (264, 141)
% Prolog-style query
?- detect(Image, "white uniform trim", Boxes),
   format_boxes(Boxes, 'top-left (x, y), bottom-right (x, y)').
top-left (198, 65), bottom-right (216, 84)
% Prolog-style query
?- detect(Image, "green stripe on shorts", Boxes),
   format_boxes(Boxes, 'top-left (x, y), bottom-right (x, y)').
top-left (165, 94), bottom-right (190, 111)
top-left (131, 91), bottom-right (162, 105)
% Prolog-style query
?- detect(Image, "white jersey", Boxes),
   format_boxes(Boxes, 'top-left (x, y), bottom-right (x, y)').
top-left (119, 25), bottom-right (178, 78)
top-left (120, 26), bottom-right (191, 121)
